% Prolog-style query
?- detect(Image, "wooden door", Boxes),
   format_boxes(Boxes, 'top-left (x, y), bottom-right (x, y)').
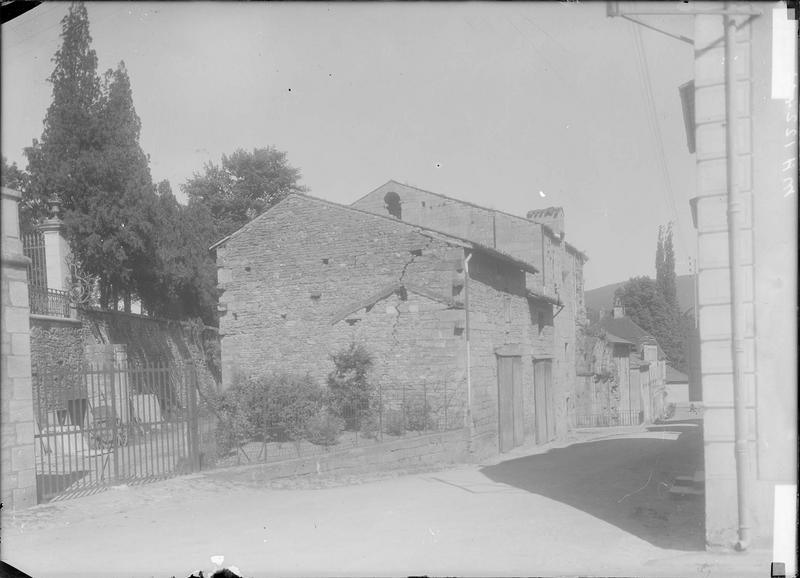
top-left (497, 356), bottom-right (524, 452)
top-left (497, 356), bottom-right (515, 453)
top-left (533, 359), bottom-right (551, 444)
top-left (511, 356), bottom-right (524, 447)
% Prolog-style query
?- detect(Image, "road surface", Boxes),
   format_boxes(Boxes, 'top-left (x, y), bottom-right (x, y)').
top-left (1, 419), bottom-right (770, 577)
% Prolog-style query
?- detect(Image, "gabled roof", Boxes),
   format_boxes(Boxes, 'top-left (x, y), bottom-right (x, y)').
top-left (354, 180), bottom-right (588, 261)
top-left (604, 331), bottom-right (634, 345)
top-left (597, 315), bottom-right (667, 360)
top-left (210, 192), bottom-right (538, 275)
top-left (666, 365), bottom-right (689, 383)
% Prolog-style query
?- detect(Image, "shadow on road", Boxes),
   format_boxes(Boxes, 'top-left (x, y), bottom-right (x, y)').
top-left (480, 419), bottom-right (705, 551)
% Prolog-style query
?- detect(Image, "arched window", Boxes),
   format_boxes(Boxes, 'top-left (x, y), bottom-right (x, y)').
top-left (384, 191), bottom-right (402, 219)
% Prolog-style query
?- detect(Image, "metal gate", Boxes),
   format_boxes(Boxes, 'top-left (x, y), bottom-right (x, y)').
top-left (33, 362), bottom-right (200, 502)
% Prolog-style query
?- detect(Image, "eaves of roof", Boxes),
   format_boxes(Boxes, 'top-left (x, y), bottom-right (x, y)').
top-left (355, 180), bottom-right (589, 261)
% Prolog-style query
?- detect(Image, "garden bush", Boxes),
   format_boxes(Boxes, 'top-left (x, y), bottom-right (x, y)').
top-left (304, 410), bottom-right (345, 446)
top-left (327, 342), bottom-right (376, 430)
top-left (383, 408), bottom-right (406, 436)
top-left (404, 395), bottom-right (436, 431)
top-left (213, 373), bottom-right (325, 456)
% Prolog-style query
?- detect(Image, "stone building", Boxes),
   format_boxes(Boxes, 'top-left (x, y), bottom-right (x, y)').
top-left (575, 299), bottom-right (668, 427)
top-left (214, 193), bottom-right (563, 456)
top-left (1, 187), bottom-right (37, 510)
top-left (687, 3), bottom-right (796, 549)
top-left (351, 181), bottom-right (588, 439)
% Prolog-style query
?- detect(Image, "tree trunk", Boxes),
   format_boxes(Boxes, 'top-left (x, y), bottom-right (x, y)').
top-left (124, 292), bottom-right (131, 313)
top-left (112, 285), bottom-right (119, 311)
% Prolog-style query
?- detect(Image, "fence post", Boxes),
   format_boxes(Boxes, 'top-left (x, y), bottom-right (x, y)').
top-left (378, 383), bottom-right (383, 443)
top-left (107, 362), bottom-right (120, 482)
top-left (262, 385), bottom-right (268, 464)
top-left (402, 381), bottom-right (406, 434)
top-left (187, 365), bottom-right (200, 472)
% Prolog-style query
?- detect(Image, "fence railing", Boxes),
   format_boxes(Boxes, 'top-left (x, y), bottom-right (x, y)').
top-left (22, 231), bottom-right (48, 289)
top-left (212, 379), bottom-right (466, 468)
top-left (573, 409), bottom-right (642, 428)
top-left (33, 361), bottom-right (202, 503)
top-left (29, 285), bottom-right (72, 318)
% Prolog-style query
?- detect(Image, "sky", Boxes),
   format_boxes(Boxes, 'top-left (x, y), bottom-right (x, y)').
top-left (2, 1), bottom-right (699, 290)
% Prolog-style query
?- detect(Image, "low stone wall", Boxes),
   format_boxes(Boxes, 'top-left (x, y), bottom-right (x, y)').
top-left (211, 428), bottom-right (470, 484)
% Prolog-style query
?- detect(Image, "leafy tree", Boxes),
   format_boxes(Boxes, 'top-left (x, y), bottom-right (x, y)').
top-left (182, 147), bottom-right (307, 239)
top-left (145, 180), bottom-right (219, 324)
top-left (1, 158), bottom-right (34, 231)
top-left (615, 224), bottom-right (691, 371)
top-left (326, 343), bottom-right (375, 430)
top-left (73, 62), bottom-right (159, 311)
top-left (656, 224), bottom-right (678, 310)
top-left (25, 1), bottom-right (102, 226)
top-left (24, 3), bottom-right (159, 313)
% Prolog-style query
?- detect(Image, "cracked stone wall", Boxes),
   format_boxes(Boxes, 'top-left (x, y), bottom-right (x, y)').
top-left (217, 195), bottom-right (557, 455)
top-left (353, 182), bottom-right (586, 439)
top-left (218, 195), bottom-right (465, 388)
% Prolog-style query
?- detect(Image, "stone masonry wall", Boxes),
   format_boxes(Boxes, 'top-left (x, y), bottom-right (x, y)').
top-left (218, 195), bottom-right (465, 386)
top-left (1, 187), bottom-right (37, 510)
top-left (352, 181), bottom-right (547, 291)
top-left (29, 310), bottom-right (220, 421)
top-left (464, 251), bottom-right (553, 456)
top-left (353, 182), bottom-right (586, 441)
top-left (233, 428), bottom-right (470, 484)
top-left (217, 194), bottom-right (556, 457)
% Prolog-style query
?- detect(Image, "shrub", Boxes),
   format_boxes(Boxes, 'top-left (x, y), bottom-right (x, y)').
top-left (359, 412), bottom-right (380, 440)
top-left (327, 342), bottom-right (375, 430)
top-left (383, 408), bottom-right (405, 437)
top-left (213, 373), bottom-right (325, 456)
top-left (404, 395), bottom-right (435, 432)
top-left (304, 410), bottom-right (345, 446)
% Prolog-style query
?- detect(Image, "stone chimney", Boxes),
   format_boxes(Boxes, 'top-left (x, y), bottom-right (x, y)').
top-left (612, 297), bottom-right (625, 319)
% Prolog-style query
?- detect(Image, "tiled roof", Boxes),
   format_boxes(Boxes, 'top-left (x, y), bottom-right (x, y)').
top-left (597, 316), bottom-right (667, 360)
top-left (210, 193), bottom-right (539, 275)
top-left (354, 180), bottom-right (588, 261)
top-left (666, 365), bottom-right (689, 383)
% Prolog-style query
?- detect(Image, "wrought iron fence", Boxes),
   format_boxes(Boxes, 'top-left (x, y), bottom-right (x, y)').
top-left (212, 379), bottom-right (466, 467)
top-left (22, 231), bottom-right (47, 289)
top-left (573, 409), bottom-right (642, 428)
top-left (33, 362), bottom-right (202, 502)
top-left (29, 285), bottom-right (72, 317)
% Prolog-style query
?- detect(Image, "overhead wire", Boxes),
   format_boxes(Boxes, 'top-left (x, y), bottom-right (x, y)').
top-left (630, 22), bottom-right (692, 259)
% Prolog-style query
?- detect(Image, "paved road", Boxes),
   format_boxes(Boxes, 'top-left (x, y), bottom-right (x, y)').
top-left (1, 419), bottom-right (770, 578)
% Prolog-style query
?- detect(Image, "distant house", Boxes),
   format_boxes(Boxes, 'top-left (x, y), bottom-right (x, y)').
top-left (213, 193), bottom-right (563, 457)
top-left (575, 299), bottom-right (668, 426)
top-left (665, 365), bottom-right (689, 405)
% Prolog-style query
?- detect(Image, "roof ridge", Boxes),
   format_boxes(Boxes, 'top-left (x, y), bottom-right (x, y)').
top-left (210, 192), bottom-right (538, 274)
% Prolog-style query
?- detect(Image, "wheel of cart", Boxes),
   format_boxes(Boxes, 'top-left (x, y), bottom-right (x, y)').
top-left (91, 405), bottom-right (128, 448)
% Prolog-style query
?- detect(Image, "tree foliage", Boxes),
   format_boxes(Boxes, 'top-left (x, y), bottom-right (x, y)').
top-left (182, 147), bottom-right (307, 239)
top-left (615, 225), bottom-right (692, 372)
top-left (24, 3), bottom-right (158, 312)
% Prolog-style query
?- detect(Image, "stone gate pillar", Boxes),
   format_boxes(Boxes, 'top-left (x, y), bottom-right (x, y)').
top-left (1, 187), bottom-right (37, 509)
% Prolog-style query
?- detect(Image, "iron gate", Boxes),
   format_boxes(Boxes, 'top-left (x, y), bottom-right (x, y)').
top-left (33, 362), bottom-right (201, 502)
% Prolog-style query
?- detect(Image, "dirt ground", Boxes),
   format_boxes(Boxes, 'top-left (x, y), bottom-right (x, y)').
top-left (1, 419), bottom-right (772, 578)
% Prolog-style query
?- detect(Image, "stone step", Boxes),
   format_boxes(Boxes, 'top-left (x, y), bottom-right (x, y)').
top-left (669, 485), bottom-right (704, 498)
